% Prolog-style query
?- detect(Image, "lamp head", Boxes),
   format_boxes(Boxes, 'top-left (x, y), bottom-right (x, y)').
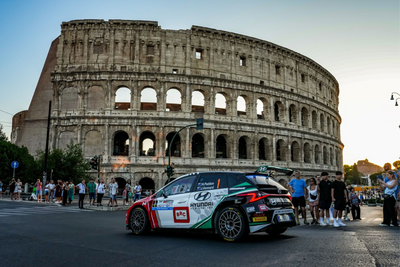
top-left (391, 94), bottom-right (394, 100)
top-left (396, 100), bottom-right (398, 107)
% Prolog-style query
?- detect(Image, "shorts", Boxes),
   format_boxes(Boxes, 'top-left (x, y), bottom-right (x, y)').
top-left (112, 195), bottom-right (117, 201)
top-left (309, 200), bottom-right (318, 207)
top-left (319, 200), bottom-right (331, 210)
top-left (291, 196), bottom-right (306, 208)
top-left (36, 190), bottom-right (41, 196)
top-left (334, 200), bottom-right (346, 211)
top-left (45, 190), bottom-right (49, 195)
top-left (89, 193), bottom-right (95, 200)
top-left (122, 196), bottom-right (126, 199)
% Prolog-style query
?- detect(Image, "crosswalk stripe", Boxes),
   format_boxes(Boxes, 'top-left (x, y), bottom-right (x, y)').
top-left (0, 207), bottom-right (93, 217)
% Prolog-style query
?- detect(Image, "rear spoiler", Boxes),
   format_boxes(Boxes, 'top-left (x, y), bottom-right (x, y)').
top-left (255, 165), bottom-right (294, 176)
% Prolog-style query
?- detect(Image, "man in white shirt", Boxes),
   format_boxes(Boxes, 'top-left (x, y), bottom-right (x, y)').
top-left (134, 181), bottom-right (142, 202)
top-left (96, 179), bottom-right (106, 206)
top-left (47, 180), bottom-right (56, 203)
top-left (75, 180), bottom-right (86, 209)
top-left (108, 178), bottom-right (118, 207)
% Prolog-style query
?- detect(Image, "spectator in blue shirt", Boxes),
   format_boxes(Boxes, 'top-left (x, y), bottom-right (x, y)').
top-left (288, 171), bottom-right (309, 225)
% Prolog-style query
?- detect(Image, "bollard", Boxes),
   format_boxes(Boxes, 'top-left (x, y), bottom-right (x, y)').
top-left (24, 183), bottom-right (29, 193)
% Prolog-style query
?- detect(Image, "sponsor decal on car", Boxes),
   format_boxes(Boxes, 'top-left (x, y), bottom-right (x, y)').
top-left (190, 202), bottom-right (214, 209)
top-left (273, 209), bottom-right (294, 215)
top-left (229, 187), bottom-right (246, 190)
top-left (152, 200), bottom-right (174, 210)
top-left (194, 191), bottom-right (212, 201)
top-left (252, 216), bottom-right (268, 222)
top-left (258, 204), bottom-right (268, 211)
top-left (173, 207), bottom-right (190, 223)
top-left (246, 206), bottom-right (256, 213)
top-left (197, 182), bottom-right (215, 191)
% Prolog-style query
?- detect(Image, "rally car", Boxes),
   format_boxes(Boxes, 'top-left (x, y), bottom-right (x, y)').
top-left (126, 169), bottom-right (296, 241)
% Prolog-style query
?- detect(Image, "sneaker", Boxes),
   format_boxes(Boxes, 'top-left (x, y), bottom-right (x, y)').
top-left (304, 220), bottom-right (310, 225)
top-left (338, 221), bottom-right (346, 227)
top-left (328, 221), bottom-right (333, 226)
top-left (344, 217), bottom-right (350, 221)
top-left (320, 221), bottom-right (327, 226)
top-left (390, 224), bottom-right (399, 227)
top-left (296, 221), bottom-right (300, 226)
top-left (379, 223), bottom-right (389, 227)
top-left (333, 221), bottom-right (340, 227)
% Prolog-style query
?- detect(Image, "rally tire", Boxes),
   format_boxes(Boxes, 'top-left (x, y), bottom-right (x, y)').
top-left (130, 207), bottom-right (150, 235)
top-left (215, 206), bottom-right (246, 242)
top-left (266, 227), bottom-right (287, 236)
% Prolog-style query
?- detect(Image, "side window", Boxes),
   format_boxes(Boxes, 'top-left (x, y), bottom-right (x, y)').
top-left (164, 175), bottom-right (196, 196)
top-left (227, 174), bottom-right (245, 188)
top-left (196, 174), bottom-right (228, 191)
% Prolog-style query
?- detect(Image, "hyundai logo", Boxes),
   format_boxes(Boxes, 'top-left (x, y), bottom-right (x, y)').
top-left (194, 192), bottom-right (211, 201)
top-left (270, 198), bottom-right (277, 206)
top-left (277, 189), bottom-right (281, 194)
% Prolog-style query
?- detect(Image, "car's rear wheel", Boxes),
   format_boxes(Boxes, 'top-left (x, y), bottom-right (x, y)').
top-left (215, 207), bottom-right (246, 242)
top-left (266, 227), bottom-right (287, 236)
top-left (130, 207), bottom-right (149, 235)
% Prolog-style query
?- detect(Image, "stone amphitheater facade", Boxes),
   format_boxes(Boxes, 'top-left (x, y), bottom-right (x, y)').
top-left (12, 19), bottom-right (344, 190)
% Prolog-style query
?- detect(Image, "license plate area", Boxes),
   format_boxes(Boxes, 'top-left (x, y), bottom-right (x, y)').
top-left (277, 214), bottom-right (292, 222)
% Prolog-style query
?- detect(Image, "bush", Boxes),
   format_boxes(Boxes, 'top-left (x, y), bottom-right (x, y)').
top-left (368, 198), bottom-right (377, 204)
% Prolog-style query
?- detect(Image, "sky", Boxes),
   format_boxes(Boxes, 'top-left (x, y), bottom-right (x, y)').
top-left (0, 0), bottom-right (399, 167)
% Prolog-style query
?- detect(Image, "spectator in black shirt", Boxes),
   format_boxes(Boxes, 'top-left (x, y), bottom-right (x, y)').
top-left (331, 171), bottom-right (348, 227)
top-left (317, 172), bottom-right (332, 226)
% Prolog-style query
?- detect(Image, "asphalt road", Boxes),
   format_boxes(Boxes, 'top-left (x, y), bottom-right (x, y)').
top-left (0, 200), bottom-right (399, 267)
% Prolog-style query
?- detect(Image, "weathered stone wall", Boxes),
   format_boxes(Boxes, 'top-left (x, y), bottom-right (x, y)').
top-left (14, 20), bottom-right (344, 189)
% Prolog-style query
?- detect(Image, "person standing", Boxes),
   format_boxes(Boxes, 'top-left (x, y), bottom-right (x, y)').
top-left (68, 181), bottom-right (75, 204)
top-left (378, 170), bottom-right (398, 227)
top-left (331, 171), bottom-right (348, 227)
top-left (62, 181), bottom-right (69, 206)
top-left (307, 178), bottom-right (320, 225)
top-left (133, 181), bottom-right (142, 203)
top-left (0, 180), bottom-right (3, 199)
top-left (55, 180), bottom-right (62, 203)
top-left (75, 180), bottom-right (86, 209)
top-left (9, 178), bottom-right (16, 200)
top-left (87, 179), bottom-right (96, 206)
top-left (349, 187), bottom-right (361, 220)
top-left (108, 178), bottom-right (118, 207)
top-left (14, 179), bottom-right (22, 201)
top-left (288, 171), bottom-right (309, 225)
top-left (122, 186), bottom-right (128, 206)
top-left (317, 172), bottom-right (332, 226)
top-left (47, 180), bottom-right (55, 203)
top-left (96, 179), bottom-right (105, 206)
top-left (44, 181), bottom-right (50, 203)
top-left (36, 179), bottom-right (42, 203)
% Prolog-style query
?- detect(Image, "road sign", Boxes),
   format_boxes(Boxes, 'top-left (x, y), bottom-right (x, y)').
top-left (11, 161), bottom-right (19, 169)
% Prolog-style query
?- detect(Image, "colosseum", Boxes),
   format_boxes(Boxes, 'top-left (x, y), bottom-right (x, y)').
top-left (12, 19), bottom-right (344, 191)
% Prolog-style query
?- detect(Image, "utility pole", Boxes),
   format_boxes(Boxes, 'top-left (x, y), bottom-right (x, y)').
top-left (44, 101), bottom-right (51, 185)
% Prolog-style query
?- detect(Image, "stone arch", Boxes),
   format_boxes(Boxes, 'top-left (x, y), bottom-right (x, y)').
top-left (59, 131), bottom-right (74, 150)
top-left (139, 131), bottom-right (156, 156)
top-left (312, 110), bottom-right (318, 129)
top-left (303, 142), bottom-right (312, 163)
top-left (87, 86), bottom-right (105, 110)
top-left (192, 90), bottom-right (205, 113)
top-left (257, 98), bottom-right (266, 119)
top-left (276, 139), bottom-right (287, 161)
top-left (327, 117), bottom-right (331, 134)
top-left (141, 87), bottom-right (157, 110)
top-left (314, 144), bottom-right (321, 164)
top-left (323, 146), bottom-right (328, 165)
top-left (192, 133), bottom-right (205, 158)
top-left (115, 87), bottom-right (131, 110)
top-left (165, 131), bottom-right (181, 157)
top-left (216, 134), bottom-right (228, 158)
top-left (258, 137), bottom-right (270, 161)
top-left (215, 92), bottom-right (227, 115)
top-left (289, 104), bottom-right (297, 123)
top-left (291, 141), bottom-right (300, 162)
top-left (320, 113), bottom-right (325, 132)
top-left (330, 147), bottom-right (334, 165)
top-left (166, 88), bottom-right (182, 111)
top-left (238, 136), bottom-right (251, 159)
top-left (139, 177), bottom-right (155, 192)
top-left (301, 107), bottom-right (309, 127)
top-left (113, 131), bottom-right (129, 156)
top-left (336, 148), bottom-right (340, 168)
top-left (84, 130), bottom-right (103, 157)
top-left (61, 87), bottom-right (78, 110)
top-left (115, 177), bottom-right (126, 195)
top-left (274, 101), bottom-right (285, 122)
top-left (237, 95), bottom-right (248, 116)
top-left (332, 120), bottom-right (336, 137)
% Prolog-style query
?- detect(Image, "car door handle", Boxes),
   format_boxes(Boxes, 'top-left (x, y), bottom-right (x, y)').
top-left (177, 201), bottom-right (187, 204)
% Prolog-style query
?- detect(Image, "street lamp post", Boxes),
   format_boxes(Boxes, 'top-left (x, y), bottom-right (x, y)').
top-left (390, 92), bottom-right (400, 105)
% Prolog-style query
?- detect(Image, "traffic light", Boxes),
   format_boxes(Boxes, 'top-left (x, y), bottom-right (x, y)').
top-left (90, 156), bottom-right (98, 170)
top-left (165, 165), bottom-right (175, 178)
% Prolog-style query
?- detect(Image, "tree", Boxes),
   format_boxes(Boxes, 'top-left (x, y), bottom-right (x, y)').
top-left (393, 160), bottom-right (400, 170)
top-left (36, 141), bottom-right (91, 184)
top-left (0, 124), bottom-right (7, 142)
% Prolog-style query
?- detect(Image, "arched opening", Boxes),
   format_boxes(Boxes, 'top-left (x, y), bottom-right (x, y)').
top-left (330, 147), bottom-right (334, 165)
top-left (166, 88), bottom-right (182, 111)
top-left (336, 149), bottom-right (340, 168)
top-left (312, 111), bottom-right (318, 129)
top-left (314, 144), bottom-right (320, 164)
top-left (320, 114), bottom-right (325, 132)
top-left (274, 101), bottom-right (284, 122)
top-left (139, 131), bottom-right (156, 156)
top-left (238, 136), bottom-right (248, 159)
top-left (215, 93), bottom-right (227, 115)
top-left (141, 87), bottom-right (157, 110)
top-left (289, 104), bottom-right (297, 123)
top-left (165, 132), bottom-right (181, 157)
top-left (216, 135), bottom-right (227, 158)
top-left (192, 133), bottom-right (204, 158)
top-left (115, 87), bottom-right (131, 110)
top-left (192, 91), bottom-right (205, 113)
top-left (139, 177), bottom-right (155, 194)
top-left (276, 139), bottom-right (286, 161)
top-left (113, 131), bottom-right (129, 156)
top-left (257, 99), bottom-right (264, 119)
top-left (259, 138), bottom-right (269, 160)
top-left (327, 117), bottom-right (331, 134)
top-left (304, 143), bottom-right (311, 163)
top-left (115, 177), bottom-right (126, 195)
top-left (323, 146), bottom-right (328, 165)
top-left (237, 96), bottom-right (246, 116)
top-left (332, 121), bottom-right (336, 137)
top-left (301, 107), bottom-right (309, 127)
top-left (291, 141), bottom-right (300, 162)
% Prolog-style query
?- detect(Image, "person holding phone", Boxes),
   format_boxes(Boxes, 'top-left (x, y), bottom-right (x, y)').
top-left (378, 170), bottom-right (398, 227)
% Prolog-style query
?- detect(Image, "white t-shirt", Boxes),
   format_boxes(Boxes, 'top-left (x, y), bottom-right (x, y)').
top-left (134, 185), bottom-right (142, 193)
top-left (96, 183), bottom-right (106, 194)
top-left (307, 185), bottom-right (318, 202)
top-left (109, 183), bottom-right (118, 195)
top-left (77, 183), bottom-right (86, 194)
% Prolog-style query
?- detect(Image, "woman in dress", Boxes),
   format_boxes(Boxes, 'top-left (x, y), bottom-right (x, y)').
top-left (68, 180), bottom-right (75, 204)
top-left (36, 179), bottom-right (42, 203)
top-left (307, 178), bottom-right (320, 225)
top-left (62, 181), bottom-right (69, 206)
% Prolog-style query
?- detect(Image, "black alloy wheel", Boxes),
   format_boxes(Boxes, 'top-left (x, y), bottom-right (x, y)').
top-left (215, 206), bottom-right (246, 242)
top-left (130, 207), bottom-right (149, 234)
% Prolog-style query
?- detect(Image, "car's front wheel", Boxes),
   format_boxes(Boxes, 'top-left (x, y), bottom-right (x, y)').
top-left (215, 207), bottom-right (246, 242)
top-left (130, 207), bottom-right (150, 235)
top-left (266, 227), bottom-right (287, 236)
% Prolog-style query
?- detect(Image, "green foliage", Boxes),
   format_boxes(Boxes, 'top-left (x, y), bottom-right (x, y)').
top-left (368, 198), bottom-right (376, 204)
top-left (0, 124), bottom-right (7, 142)
top-left (345, 180), bottom-right (351, 186)
top-left (0, 140), bottom-right (39, 184)
top-left (36, 141), bottom-right (91, 184)
top-left (393, 160), bottom-right (400, 170)
top-left (344, 163), bottom-right (361, 185)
